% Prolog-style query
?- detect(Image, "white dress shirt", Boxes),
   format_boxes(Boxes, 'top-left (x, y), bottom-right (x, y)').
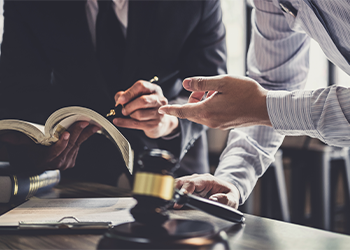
top-left (85, 0), bottom-right (128, 46)
top-left (266, 0), bottom-right (350, 147)
top-left (215, 0), bottom-right (350, 204)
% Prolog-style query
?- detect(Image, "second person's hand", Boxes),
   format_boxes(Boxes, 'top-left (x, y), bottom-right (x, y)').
top-left (159, 75), bottom-right (272, 130)
top-left (174, 173), bottom-right (241, 209)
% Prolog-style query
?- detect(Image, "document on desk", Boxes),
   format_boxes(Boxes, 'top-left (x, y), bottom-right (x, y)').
top-left (0, 197), bottom-right (136, 228)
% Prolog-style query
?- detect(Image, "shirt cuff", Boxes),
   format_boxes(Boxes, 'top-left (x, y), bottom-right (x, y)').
top-left (161, 131), bottom-right (180, 140)
top-left (161, 122), bottom-right (181, 140)
top-left (266, 90), bottom-right (318, 137)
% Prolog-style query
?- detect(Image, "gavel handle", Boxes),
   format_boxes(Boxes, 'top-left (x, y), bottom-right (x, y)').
top-left (174, 189), bottom-right (245, 224)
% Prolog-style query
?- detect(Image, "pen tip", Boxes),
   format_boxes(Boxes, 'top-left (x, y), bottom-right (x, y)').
top-left (150, 76), bottom-right (159, 83)
top-left (106, 109), bottom-right (116, 117)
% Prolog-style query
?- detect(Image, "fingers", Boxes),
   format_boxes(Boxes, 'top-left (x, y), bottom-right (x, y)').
top-left (45, 131), bottom-right (70, 162)
top-left (176, 174), bottom-right (211, 196)
top-left (61, 125), bottom-right (99, 170)
top-left (158, 103), bottom-right (199, 120)
top-left (122, 94), bottom-right (167, 116)
top-left (188, 91), bottom-right (206, 103)
top-left (173, 174), bottom-right (211, 209)
top-left (115, 80), bottom-right (163, 105)
top-left (2, 122), bottom-right (98, 172)
top-left (113, 117), bottom-right (159, 132)
top-left (114, 91), bottom-right (125, 106)
top-left (182, 76), bottom-right (225, 92)
top-left (173, 174), bottom-right (241, 209)
top-left (75, 125), bottom-right (100, 146)
top-left (209, 193), bottom-right (229, 205)
top-left (128, 109), bottom-right (160, 121)
top-left (209, 193), bottom-right (239, 209)
top-left (206, 90), bottom-right (217, 99)
top-left (46, 122), bottom-right (98, 170)
top-left (63, 122), bottom-right (89, 152)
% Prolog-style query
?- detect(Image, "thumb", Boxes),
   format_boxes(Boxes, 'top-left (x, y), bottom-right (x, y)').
top-left (158, 103), bottom-right (196, 120)
top-left (183, 76), bottom-right (225, 92)
top-left (209, 193), bottom-right (238, 209)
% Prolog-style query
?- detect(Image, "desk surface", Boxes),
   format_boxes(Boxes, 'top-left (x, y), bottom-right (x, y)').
top-left (1, 181), bottom-right (350, 250)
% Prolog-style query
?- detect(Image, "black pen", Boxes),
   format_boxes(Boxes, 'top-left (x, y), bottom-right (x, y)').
top-left (106, 76), bottom-right (159, 118)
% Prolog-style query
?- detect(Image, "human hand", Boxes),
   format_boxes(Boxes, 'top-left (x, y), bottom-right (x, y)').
top-left (0, 121), bottom-right (99, 173)
top-left (159, 75), bottom-right (271, 130)
top-left (174, 173), bottom-right (240, 209)
top-left (113, 80), bottom-right (179, 138)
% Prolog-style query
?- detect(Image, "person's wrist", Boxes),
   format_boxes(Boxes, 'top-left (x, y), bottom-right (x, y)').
top-left (227, 181), bottom-right (241, 209)
top-left (256, 88), bottom-right (272, 127)
top-left (165, 115), bottom-right (179, 137)
top-left (231, 182), bottom-right (240, 199)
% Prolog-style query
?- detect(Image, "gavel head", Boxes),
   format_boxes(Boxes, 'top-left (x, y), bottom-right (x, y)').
top-left (130, 149), bottom-right (178, 226)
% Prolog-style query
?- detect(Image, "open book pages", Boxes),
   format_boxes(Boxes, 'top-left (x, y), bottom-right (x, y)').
top-left (0, 120), bottom-right (46, 144)
top-left (0, 107), bottom-right (134, 174)
top-left (45, 107), bottom-right (134, 173)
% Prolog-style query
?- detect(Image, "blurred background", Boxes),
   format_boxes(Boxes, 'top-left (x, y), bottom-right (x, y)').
top-left (1, 0), bottom-right (350, 235)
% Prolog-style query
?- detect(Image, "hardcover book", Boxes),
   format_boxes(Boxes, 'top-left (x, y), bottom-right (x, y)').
top-left (0, 170), bottom-right (61, 203)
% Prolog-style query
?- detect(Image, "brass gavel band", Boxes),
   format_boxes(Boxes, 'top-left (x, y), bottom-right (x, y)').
top-left (133, 172), bottom-right (174, 200)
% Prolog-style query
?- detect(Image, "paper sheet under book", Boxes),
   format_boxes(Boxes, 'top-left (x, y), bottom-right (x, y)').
top-left (0, 197), bottom-right (136, 227)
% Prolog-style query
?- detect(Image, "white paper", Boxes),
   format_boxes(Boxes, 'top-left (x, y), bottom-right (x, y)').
top-left (0, 197), bottom-right (136, 227)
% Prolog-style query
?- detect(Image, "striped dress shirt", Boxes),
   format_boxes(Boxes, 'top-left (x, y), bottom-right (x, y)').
top-left (215, 0), bottom-right (350, 204)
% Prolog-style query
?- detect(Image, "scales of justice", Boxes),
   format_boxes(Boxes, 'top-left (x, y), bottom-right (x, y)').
top-left (98, 149), bottom-right (245, 249)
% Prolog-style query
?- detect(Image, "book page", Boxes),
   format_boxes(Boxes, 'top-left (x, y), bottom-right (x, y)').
top-left (0, 120), bottom-right (45, 144)
top-left (27, 122), bottom-right (45, 134)
top-left (45, 107), bottom-right (134, 173)
top-left (0, 197), bottom-right (136, 227)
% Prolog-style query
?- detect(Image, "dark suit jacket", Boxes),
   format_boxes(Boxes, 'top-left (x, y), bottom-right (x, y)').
top-left (0, 0), bottom-right (227, 183)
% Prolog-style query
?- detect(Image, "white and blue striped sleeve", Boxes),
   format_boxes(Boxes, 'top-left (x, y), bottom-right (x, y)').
top-left (215, 0), bottom-right (310, 204)
top-left (267, 86), bottom-right (350, 147)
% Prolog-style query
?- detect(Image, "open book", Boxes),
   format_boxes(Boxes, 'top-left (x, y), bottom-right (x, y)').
top-left (0, 106), bottom-right (133, 173)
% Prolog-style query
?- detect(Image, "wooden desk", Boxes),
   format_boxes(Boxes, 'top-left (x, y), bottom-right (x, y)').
top-left (1, 181), bottom-right (350, 250)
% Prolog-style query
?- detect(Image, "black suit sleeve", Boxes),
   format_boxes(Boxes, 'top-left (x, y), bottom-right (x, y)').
top-left (159, 0), bottom-right (227, 175)
top-left (179, 0), bottom-right (227, 78)
top-left (0, 1), bottom-right (54, 123)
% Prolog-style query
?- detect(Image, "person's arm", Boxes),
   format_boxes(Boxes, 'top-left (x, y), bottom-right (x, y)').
top-left (213, 0), bottom-right (311, 204)
top-left (161, 0), bottom-right (310, 204)
top-left (268, 86), bottom-right (350, 147)
top-left (161, 74), bottom-right (350, 150)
